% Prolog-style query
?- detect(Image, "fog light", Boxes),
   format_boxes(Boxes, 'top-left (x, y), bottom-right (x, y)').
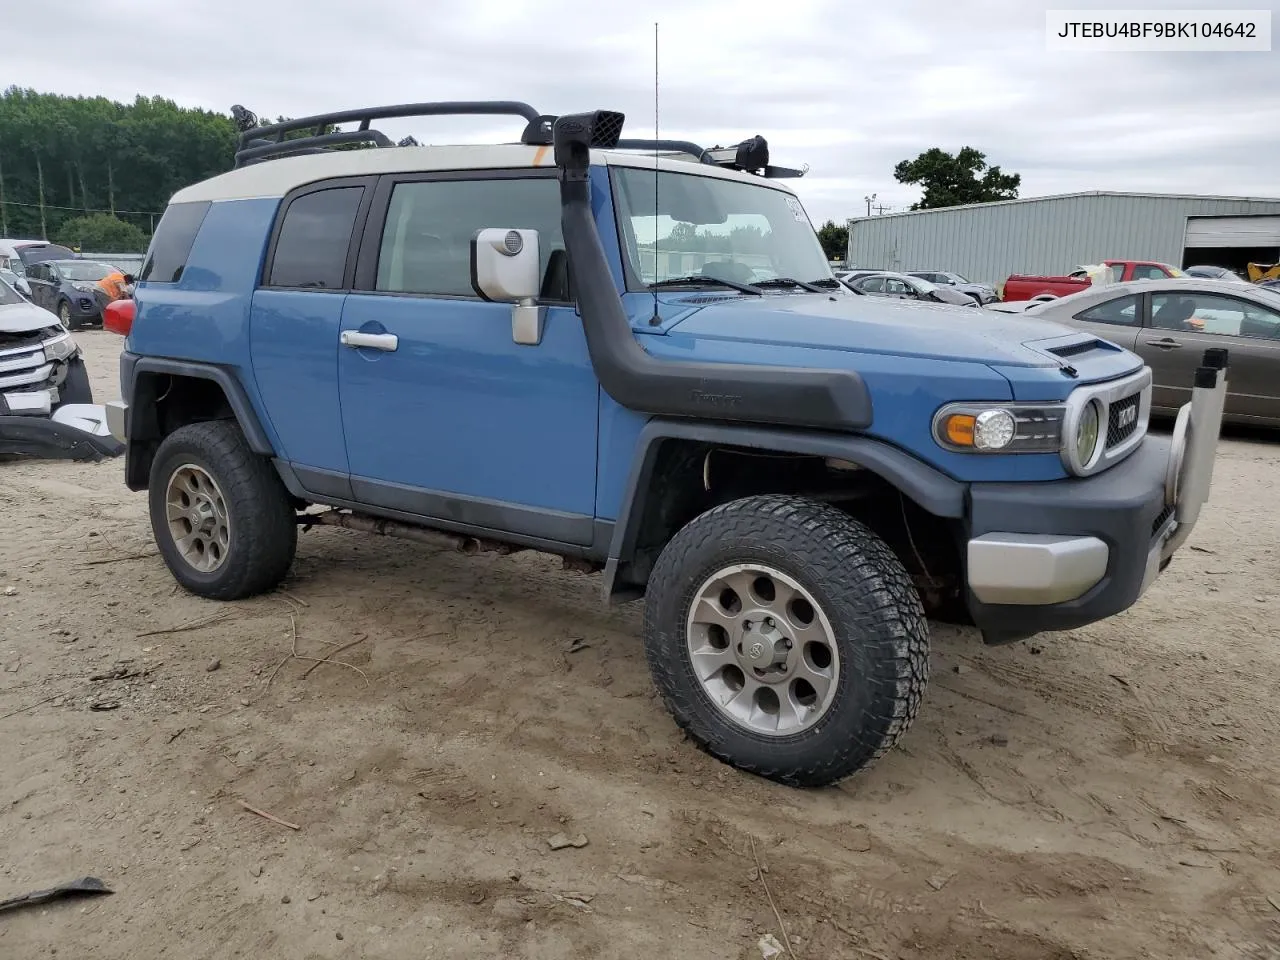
top-left (973, 409), bottom-right (1016, 450)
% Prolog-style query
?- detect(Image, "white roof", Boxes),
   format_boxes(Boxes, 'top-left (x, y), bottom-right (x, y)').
top-left (170, 145), bottom-right (800, 205)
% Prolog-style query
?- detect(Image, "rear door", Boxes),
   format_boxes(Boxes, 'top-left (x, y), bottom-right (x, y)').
top-left (249, 177), bottom-right (376, 496)
top-left (1137, 290), bottom-right (1280, 419)
top-left (1064, 291), bottom-right (1143, 351)
top-left (25, 263), bottom-right (52, 311)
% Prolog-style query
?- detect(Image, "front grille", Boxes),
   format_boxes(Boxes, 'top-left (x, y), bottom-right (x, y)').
top-left (0, 326), bottom-right (60, 351)
top-left (1107, 392), bottom-right (1141, 448)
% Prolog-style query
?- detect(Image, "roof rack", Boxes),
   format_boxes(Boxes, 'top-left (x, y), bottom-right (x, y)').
top-left (229, 101), bottom-right (807, 178)
top-left (232, 100), bottom-right (552, 168)
top-left (612, 135), bottom-right (806, 178)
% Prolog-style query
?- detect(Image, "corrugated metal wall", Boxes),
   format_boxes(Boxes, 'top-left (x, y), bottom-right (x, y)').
top-left (845, 193), bottom-right (1280, 286)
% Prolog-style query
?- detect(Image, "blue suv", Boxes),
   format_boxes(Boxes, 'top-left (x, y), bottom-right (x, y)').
top-left (106, 102), bottom-right (1229, 788)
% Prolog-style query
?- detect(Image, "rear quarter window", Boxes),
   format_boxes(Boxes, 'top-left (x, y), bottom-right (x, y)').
top-left (265, 186), bottom-right (365, 289)
top-left (140, 201), bottom-right (212, 284)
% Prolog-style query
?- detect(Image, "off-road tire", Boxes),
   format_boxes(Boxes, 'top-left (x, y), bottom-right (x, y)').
top-left (58, 357), bottom-right (93, 406)
top-left (643, 494), bottom-right (929, 787)
top-left (148, 420), bottom-right (297, 600)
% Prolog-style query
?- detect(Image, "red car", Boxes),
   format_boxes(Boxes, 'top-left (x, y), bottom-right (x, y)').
top-left (1002, 259), bottom-right (1182, 302)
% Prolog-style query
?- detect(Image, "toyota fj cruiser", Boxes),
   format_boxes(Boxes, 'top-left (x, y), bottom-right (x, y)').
top-left (106, 102), bottom-right (1228, 787)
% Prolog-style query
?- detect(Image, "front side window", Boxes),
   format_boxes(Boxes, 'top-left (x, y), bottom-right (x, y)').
top-left (375, 177), bottom-right (565, 298)
top-left (0, 278), bottom-right (21, 305)
top-left (268, 187), bottom-right (364, 289)
top-left (1131, 264), bottom-right (1168, 281)
top-left (1151, 292), bottom-right (1280, 338)
top-left (611, 166), bottom-right (832, 288)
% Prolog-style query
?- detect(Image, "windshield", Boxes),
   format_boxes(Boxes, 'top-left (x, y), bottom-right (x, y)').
top-left (947, 272), bottom-right (970, 284)
top-left (611, 166), bottom-right (832, 289)
top-left (57, 261), bottom-right (112, 282)
top-left (905, 275), bottom-right (940, 293)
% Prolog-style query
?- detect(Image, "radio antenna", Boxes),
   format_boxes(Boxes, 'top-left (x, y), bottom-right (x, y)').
top-left (649, 21), bottom-right (661, 325)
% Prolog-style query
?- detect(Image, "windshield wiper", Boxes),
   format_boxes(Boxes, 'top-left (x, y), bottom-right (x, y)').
top-left (752, 277), bottom-right (824, 292)
top-left (806, 278), bottom-right (845, 290)
top-left (648, 276), bottom-right (763, 296)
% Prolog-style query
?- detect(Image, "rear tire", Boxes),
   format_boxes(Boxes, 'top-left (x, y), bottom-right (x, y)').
top-left (642, 494), bottom-right (929, 787)
top-left (148, 420), bottom-right (297, 600)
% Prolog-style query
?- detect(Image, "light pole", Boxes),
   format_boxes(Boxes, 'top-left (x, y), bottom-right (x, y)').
top-left (864, 193), bottom-right (877, 217)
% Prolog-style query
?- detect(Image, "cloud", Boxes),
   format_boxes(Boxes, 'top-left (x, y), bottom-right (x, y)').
top-left (7, 0), bottom-right (1277, 223)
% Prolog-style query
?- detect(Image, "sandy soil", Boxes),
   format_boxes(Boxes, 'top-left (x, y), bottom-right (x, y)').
top-left (1, 330), bottom-right (1278, 960)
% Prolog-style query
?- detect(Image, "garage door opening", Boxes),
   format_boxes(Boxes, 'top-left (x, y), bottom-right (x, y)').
top-left (1183, 215), bottom-right (1280, 277)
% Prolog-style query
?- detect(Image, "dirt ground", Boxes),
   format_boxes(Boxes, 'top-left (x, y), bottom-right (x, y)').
top-left (2, 330), bottom-right (1278, 960)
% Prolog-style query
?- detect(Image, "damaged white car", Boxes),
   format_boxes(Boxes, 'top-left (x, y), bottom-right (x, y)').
top-left (0, 277), bottom-right (122, 461)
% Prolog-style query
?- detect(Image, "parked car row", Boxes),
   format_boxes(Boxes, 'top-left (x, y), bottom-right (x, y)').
top-left (835, 268), bottom-right (996, 305)
top-left (0, 238), bottom-right (138, 329)
top-left (990, 277), bottom-right (1280, 426)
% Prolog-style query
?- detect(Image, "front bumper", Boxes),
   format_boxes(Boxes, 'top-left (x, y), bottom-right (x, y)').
top-left (965, 349), bottom-right (1228, 642)
top-left (65, 293), bottom-right (103, 320)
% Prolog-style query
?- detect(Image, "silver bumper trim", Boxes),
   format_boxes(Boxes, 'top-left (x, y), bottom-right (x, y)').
top-left (967, 533), bottom-right (1109, 606)
top-left (105, 400), bottom-right (128, 444)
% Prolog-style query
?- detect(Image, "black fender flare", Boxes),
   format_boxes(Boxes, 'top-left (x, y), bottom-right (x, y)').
top-left (601, 418), bottom-right (967, 599)
top-left (121, 353), bottom-right (275, 489)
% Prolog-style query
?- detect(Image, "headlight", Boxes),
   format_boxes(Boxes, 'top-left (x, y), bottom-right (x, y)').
top-left (1074, 399), bottom-right (1101, 467)
top-left (43, 332), bottom-right (79, 362)
top-left (933, 402), bottom-right (1064, 454)
top-left (72, 282), bottom-right (98, 293)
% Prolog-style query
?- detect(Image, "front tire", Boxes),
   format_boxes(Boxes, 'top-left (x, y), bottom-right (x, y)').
top-left (58, 300), bottom-right (81, 331)
top-left (148, 420), bottom-right (297, 600)
top-left (642, 494), bottom-right (929, 787)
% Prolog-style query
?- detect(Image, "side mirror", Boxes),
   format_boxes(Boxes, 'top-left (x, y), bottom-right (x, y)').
top-left (470, 228), bottom-right (545, 345)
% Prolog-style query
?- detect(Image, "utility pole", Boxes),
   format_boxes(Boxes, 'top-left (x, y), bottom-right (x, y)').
top-left (864, 193), bottom-right (876, 217)
top-left (874, 203), bottom-right (890, 216)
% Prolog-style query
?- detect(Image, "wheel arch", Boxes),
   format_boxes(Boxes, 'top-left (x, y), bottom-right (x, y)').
top-left (602, 419), bottom-right (966, 602)
top-left (121, 354), bottom-right (276, 491)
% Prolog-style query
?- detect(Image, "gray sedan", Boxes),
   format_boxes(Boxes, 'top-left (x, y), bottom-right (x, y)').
top-left (846, 271), bottom-right (977, 307)
top-left (1008, 278), bottom-right (1280, 426)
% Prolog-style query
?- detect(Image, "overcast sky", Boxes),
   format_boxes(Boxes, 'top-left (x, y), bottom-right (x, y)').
top-left (8, 0), bottom-right (1278, 224)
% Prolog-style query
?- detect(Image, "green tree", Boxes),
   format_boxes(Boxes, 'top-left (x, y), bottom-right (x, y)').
top-left (56, 213), bottom-right (149, 252)
top-left (892, 147), bottom-right (1021, 210)
top-left (816, 220), bottom-right (848, 261)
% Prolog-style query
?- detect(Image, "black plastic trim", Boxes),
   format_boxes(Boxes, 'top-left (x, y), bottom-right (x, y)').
top-left (278, 471), bottom-right (613, 560)
top-left (966, 434), bottom-right (1173, 642)
top-left (291, 464), bottom-right (354, 501)
top-left (601, 418), bottom-right (966, 598)
top-left (553, 116), bottom-right (872, 432)
top-left (259, 176), bottom-right (378, 291)
top-left (125, 355), bottom-right (275, 455)
top-left (349, 476), bottom-right (596, 547)
top-left (0, 416), bottom-right (124, 461)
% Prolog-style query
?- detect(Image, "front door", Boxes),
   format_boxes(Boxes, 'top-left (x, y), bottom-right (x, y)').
top-left (337, 171), bottom-right (600, 546)
top-left (1138, 289), bottom-right (1280, 420)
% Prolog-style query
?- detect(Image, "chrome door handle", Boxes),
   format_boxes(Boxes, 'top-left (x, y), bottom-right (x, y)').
top-left (341, 330), bottom-right (398, 351)
top-left (1144, 338), bottom-right (1182, 348)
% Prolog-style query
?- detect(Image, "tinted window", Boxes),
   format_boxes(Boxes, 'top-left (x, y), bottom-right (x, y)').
top-left (859, 277), bottom-right (883, 292)
top-left (375, 178), bottom-right (564, 298)
top-left (25, 263), bottom-right (47, 282)
top-left (140, 201), bottom-right (211, 284)
top-left (1076, 294), bottom-right (1139, 326)
top-left (268, 187), bottom-right (364, 289)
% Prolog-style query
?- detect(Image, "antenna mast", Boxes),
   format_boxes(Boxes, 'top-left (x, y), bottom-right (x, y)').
top-left (649, 21), bottom-right (661, 325)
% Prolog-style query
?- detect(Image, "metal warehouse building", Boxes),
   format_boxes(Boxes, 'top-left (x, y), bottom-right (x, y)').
top-left (845, 191), bottom-right (1280, 287)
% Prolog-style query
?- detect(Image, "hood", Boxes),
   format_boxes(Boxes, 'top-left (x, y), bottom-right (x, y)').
top-left (661, 293), bottom-right (1099, 368)
top-left (0, 299), bottom-right (61, 335)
